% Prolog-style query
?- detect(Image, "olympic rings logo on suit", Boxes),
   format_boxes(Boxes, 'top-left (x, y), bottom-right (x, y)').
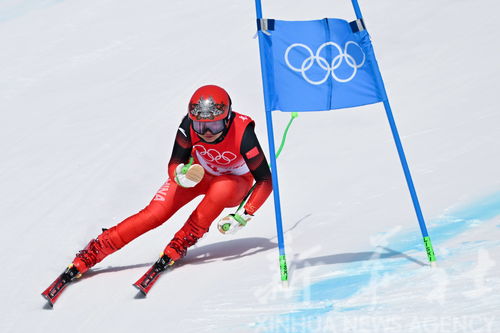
top-left (284, 41), bottom-right (366, 85)
top-left (193, 145), bottom-right (237, 166)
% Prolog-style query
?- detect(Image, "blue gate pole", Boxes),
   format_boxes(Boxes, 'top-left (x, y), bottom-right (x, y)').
top-left (255, 0), bottom-right (289, 283)
top-left (350, 0), bottom-right (436, 265)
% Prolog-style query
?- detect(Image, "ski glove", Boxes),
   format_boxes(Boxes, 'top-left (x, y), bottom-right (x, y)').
top-left (174, 163), bottom-right (204, 188)
top-left (217, 210), bottom-right (253, 234)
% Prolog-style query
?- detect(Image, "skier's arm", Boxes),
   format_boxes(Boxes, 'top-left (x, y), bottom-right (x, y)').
top-left (240, 123), bottom-right (273, 215)
top-left (168, 116), bottom-right (193, 180)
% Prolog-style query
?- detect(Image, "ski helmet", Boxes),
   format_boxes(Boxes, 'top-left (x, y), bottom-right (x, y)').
top-left (188, 85), bottom-right (231, 122)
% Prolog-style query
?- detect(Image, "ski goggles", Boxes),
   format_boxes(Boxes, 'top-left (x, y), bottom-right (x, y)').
top-left (192, 119), bottom-right (226, 135)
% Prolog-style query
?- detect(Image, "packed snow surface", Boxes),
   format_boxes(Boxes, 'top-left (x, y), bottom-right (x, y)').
top-left (1, 0), bottom-right (499, 332)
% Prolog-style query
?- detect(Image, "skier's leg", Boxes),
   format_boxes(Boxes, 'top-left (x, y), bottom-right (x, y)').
top-left (72, 178), bottom-right (208, 274)
top-left (112, 178), bottom-right (204, 244)
top-left (163, 174), bottom-right (253, 261)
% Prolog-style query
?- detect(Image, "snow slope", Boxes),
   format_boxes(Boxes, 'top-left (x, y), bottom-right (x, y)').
top-left (0, 0), bottom-right (499, 332)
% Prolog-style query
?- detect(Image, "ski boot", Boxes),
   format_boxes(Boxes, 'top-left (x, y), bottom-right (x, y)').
top-left (72, 227), bottom-right (123, 274)
top-left (163, 218), bottom-right (208, 261)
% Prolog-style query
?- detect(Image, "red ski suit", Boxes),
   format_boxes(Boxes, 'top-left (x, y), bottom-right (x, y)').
top-left (72, 111), bottom-right (272, 271)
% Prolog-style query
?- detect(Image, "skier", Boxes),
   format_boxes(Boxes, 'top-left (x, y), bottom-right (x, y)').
top-left (57, 85), bottom-right (273, 282)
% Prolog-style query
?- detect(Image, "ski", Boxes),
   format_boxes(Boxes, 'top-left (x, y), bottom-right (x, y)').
top-left (41, 265), bottom-right (80, 307)
top-left (133, 255), bottom-right (175, 296)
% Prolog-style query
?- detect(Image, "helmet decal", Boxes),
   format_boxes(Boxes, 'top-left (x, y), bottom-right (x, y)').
top-left (189, 96), bottom-right (227, 120)
top-left (188, 85), bottom-right (231, 122)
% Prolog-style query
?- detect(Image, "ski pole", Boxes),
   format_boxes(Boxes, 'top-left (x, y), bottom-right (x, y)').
top-left (181, 157), bottom-right (194, 173)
